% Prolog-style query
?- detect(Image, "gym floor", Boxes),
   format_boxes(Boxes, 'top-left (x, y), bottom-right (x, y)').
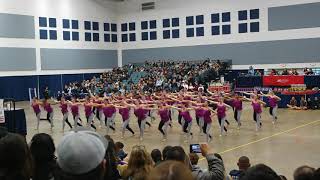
top-left (18, 101), bottom-right (320, 178)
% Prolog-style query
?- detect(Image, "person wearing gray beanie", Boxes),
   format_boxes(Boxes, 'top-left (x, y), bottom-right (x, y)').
top-left (56, 130), bottom-right (108, 180)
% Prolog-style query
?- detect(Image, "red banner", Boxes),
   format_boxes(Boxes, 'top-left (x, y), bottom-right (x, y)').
top-left (263, 76), bottom-right (304, 86)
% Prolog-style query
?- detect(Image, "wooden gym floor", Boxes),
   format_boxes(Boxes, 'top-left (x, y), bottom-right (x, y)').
top-left (15, 101), bottom-right (320, 178)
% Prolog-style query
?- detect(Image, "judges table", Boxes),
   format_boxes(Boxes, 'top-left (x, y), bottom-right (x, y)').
top-left (0, 108), bottom-right (27, 136)
top-left (237, 75), bottom-right (320, 87)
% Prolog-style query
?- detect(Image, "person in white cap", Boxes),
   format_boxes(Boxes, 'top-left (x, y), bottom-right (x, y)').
top-left (56, 130), bottom-right (108, 180)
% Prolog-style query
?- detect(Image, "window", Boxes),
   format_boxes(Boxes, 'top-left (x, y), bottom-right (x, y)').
top-left (84, 21), bottom-right (100, 41)
top-left (162, 17), bottom-right (180, 39)
top-left (186, 15), bottom-right (204, 37)
top-left (211, 12), bottom-right (231, 36)
top-left (141, 20), bottom-right (157, 41)
top-left (62, 19), bottom-right (79, 41)
top-left (104, 23), bottom-right (117, 42)
top-left (238, 9), bottom-right (260, 33)
top-left (121, 22), bottom-right (136, 42)
top-left (39, 17), bottom-right (57, 40)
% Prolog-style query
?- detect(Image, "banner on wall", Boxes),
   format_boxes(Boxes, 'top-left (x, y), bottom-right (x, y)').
top-left (0, 99), bottom-right (5, 123)
top-left (263, 75), bottom-right (304, 86)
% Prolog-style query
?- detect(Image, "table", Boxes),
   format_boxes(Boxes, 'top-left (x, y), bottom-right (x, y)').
top-left (0, 108), bottom-right (27, 136)
top-left (237, 75), bottom-right (320, 88)
top-left (236, 76), bottom-right (263, 87)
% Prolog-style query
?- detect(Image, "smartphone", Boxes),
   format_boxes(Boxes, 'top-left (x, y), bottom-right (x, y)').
top-left (190, 144), bottom-right (201, 153)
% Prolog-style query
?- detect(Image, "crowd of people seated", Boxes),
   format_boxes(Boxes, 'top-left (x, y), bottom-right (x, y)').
top-left (247, 66), bottom-right (316, 76)
top-left (287, 96), bottom-right (320, 110)
top-left (0, 127), bottom-right (319, 180)
top-left (58, 60), bottom-right (229, 99)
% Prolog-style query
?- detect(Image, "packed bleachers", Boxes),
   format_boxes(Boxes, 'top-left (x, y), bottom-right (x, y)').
top-left (58, 60), bottom-right (231, 99)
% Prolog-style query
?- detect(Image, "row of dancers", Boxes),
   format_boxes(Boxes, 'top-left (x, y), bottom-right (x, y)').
top-left (31, 89), bottom-right (281, 142)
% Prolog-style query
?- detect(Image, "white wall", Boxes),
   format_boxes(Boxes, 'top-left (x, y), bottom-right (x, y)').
top-left (1, 0), bottom-right (320, 74)
top-left (0, 0), bottom-right (118, 76)
top-left (115, 0), bottom-right (320, 69)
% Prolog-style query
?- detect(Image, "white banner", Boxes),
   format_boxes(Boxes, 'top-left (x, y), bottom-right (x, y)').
top-left (0, 99), bottom-right (5, 123)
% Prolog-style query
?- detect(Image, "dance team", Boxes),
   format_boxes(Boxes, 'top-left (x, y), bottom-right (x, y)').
top-left (31, 89), bottom-right (282, 142)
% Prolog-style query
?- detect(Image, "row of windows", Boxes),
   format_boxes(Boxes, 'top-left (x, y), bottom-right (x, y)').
top-left (39, 17), bottom-right (118, 42)
top-left (39, 24), bottom-right (258, 41)
top-left (40, 29), bottom-right (119, 42)
top-left (38, 9), bottom-right (259, 41)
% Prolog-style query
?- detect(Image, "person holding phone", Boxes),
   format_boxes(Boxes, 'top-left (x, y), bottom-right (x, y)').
top-left (190, 144), bottom-right (225, 180)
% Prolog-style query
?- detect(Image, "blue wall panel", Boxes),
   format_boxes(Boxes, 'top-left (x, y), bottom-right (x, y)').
top-left (0, 48), bottom-right (36, 71)
top-left (39, 75), bottom-right (62, 99)
top-left (122, 38), bottom-right (320, 65)
top-left (83, 73), bottom-right (101, 80)
top-left (0, 73), bottom-right (104, 101)
top-left (0, 13), bottom-right (35, 39)
top-left (62, 74), bottom-right (84, 86)
top-left (269, 2), bottom-right (320, 31)
top-left (0, 76), bottom-right (37, 101)
top-left (41, 49), bottom-right (118, 70)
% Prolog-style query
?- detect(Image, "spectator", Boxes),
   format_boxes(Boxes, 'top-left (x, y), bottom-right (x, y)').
top-left (188, 144), bottom-right (225, 180)
top-left (287, 97), bottom-right (298, 109)
top-left (307, 98), bottom-right (319, 110)
top-left (56, 130), bottom-right (108, 180)
top-left (308, 69), bottom-right (314, 75)
top-left (0, 133), bottom-right (33, 180)
top-left (294, 166), bottom-right (315, 180)
top-left (104, 135), bottom-right (121, 180)
top-left (300, 96), bottom-right (308, 110)
top-left (30, 133), bottom-right (57, 180)
top-left (270, 69), bottom-right (278, 75)
top-left (240, 164), bottom-right (281, 180)
top-left (44, 86), bottom-right (50, 99)
top-left (229, 156), bottom-right (251, 180)
top-left (255, 70), bottom-right (262, 76)
top-left (314, 97), bottom-right (320, 109)
top-left (122, 145), bottom-right (153, 180)
top-left (282, 69), bottom-right (289, 75)
top-left (151, 149), bottom-right (162, 166)
top-left (189, 153), bottom-right (204, 178)
top-left (115, 141), bottom-right (127, 161)
top-left (166, 146), bottom-right (186, 162)
top-left (162, 145), bottom-right (172, 160)
top-left (147, 160), bottom-right (193, 180)
top-left (304, 68), bottom-right (314, 75)
top-left (165, 146), bottom-right (191, 169)
top-left (248, 66), bottom-right (254, 76)
top-left (292, 69), bottom-right (299, 75)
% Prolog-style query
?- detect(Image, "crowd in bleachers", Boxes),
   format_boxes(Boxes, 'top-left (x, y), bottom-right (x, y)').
top-left (247, 66), bottom-right (315, 76)
top-left (0, 128), bottom-right (319, 180)
top-left (58, 60), bottom-right (229, 99)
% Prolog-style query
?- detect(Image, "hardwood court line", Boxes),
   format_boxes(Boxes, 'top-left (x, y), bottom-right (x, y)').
top-left (200, 119), bottom-right (320, 160)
